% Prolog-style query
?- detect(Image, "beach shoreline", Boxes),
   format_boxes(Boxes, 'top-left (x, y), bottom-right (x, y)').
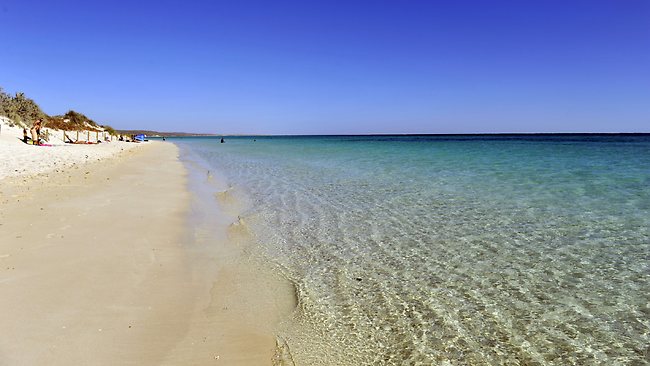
top-left (0, 140), bottom-right (294, 365)
top-left (162, 145), bottom-right (298, 365)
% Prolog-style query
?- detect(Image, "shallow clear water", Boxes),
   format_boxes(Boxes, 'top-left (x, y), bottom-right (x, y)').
top-left (175, 135), bottom-right (650, 365)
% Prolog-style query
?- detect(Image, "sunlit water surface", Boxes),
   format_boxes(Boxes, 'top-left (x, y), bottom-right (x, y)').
top-left (174, 135), bottom-right (650, 365)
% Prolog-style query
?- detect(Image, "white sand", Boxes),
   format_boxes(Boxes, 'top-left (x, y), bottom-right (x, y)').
top-left (0, 143), bottom-right (193, 364)
top-left (0, 119), bottom-right (296, 364)
top-left (0, 119), bottom-right (140, 180)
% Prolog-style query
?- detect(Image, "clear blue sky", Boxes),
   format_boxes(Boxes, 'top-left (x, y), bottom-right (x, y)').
top-left (1, 0), bottom-right (648, 134)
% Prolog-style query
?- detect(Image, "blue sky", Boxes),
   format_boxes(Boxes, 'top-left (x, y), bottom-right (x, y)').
top-left (1, 0), bottom-right (649, 134)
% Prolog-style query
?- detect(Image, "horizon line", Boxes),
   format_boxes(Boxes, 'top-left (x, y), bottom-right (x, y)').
top-left (150, 132), bottom-right (650, 137)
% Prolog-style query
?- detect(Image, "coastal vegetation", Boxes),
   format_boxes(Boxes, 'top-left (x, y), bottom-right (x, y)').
top-left (0, 88), bottom-right (46, 127)
top-left (49, 110), bottom-right (102, 131)
top-left (1, 86), bottom-right (201, 137)
top-left (0, 86), bottom-right (115, 133)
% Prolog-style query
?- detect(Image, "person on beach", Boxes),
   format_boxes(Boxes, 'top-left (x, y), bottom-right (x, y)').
top-left (23, 128), bottom-right (29, 144)
top-left (30, 119), bottom-right (42, 145)
top-left (64, 132), bottom-right (85, 144)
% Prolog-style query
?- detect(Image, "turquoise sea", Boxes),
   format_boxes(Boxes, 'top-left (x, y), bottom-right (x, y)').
top-left (173, 135), bottom-right (649, 365)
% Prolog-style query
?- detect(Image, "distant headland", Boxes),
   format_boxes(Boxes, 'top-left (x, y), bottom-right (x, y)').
top-left (117, 130), bottom-right (218, 137)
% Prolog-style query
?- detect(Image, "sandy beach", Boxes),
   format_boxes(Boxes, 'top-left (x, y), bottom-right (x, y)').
top-left (4, 0), bottom-right (647, 362)
top-left (0, 120), bottom-right (142, 180)
top-left (0, 131), bottom-right (296, 364)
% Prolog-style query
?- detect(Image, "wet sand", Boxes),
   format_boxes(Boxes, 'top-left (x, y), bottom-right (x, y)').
top-left (0, 142), bottom-right (296, 365)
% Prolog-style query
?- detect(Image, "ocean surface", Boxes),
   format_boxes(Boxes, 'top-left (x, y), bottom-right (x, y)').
top-left (173, 135), bottom-right (650, 365)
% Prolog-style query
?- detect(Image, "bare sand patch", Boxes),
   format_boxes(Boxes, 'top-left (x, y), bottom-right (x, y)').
top-left (0, 141), bottom-right (296, 365)
top-left (0, 142), bottom-right (193, 364)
